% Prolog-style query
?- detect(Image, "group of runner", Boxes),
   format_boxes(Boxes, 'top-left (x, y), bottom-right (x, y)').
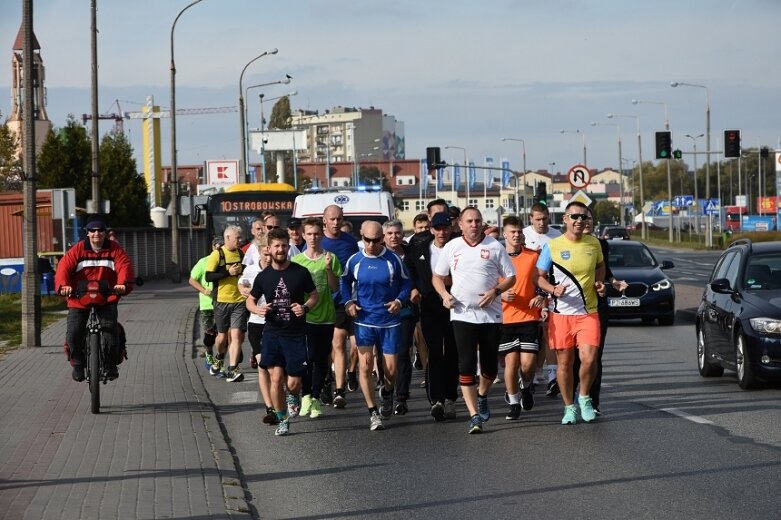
top-left (189, 199), bottom-right (624, 436)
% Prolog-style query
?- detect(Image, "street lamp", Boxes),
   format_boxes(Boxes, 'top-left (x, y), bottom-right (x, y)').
top-left (591, 121), bottom-right (624, 225)
top-left (169, 0), bottom-right (204, 283)
top-left (608, 113), bottom-right (645, 237)
top-left (445, 145), bottom-right (468, 206)
top-left (239, 48), bottom-right (279, 182)
top-left (684, 133), bottom-right (705, 232)
top-left (256, 90), bottom-right (297, 183)
top-left (501, 137), bottom-right (526, 216)
top-left (632, 98), bottom-right (674, 242)
top-left (559, 129), bottom-right (587, 167)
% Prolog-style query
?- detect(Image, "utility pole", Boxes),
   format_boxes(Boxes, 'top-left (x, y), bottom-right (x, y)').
top-left (90, 0), bottom-right (100, 210)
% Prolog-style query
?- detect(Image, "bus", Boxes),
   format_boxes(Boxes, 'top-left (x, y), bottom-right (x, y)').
top-left (200, 183), bottom-right (298, 244)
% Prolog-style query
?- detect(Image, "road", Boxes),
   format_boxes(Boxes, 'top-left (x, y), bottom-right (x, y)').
top-left (199, 291), bottom-right (781, 520)
top-left (648, 246), bottom-right (721, 286)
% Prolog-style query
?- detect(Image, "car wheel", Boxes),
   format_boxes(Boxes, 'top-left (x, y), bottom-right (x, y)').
top-left (735, 331), bottom-right (758, 389)
top-left (658, 313), bottom-right (675, 326)
top-left (697, 327), bottom-right (723, 377)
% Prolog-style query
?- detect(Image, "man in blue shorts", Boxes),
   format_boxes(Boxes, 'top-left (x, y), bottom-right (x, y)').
top-left (246, 229), bottom-right (319, 436)
top-left (341, 221), bottom-right (412, 431)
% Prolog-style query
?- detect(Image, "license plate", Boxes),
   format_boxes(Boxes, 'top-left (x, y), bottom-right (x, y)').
top-left (608, 298), bottom-right (640, 307)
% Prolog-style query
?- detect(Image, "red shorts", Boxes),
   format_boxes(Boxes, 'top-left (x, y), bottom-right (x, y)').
top-left (548, 313), bottom-right (601, 350)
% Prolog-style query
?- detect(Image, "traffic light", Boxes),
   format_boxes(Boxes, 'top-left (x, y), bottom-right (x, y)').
top-left (655, 131), bottom-right (672, 159)
top-left (724, 130), bottom-right (741, 158)
top-left (426, 147), bottom-right (443, 169)
top-left (535, 181), bottom-right (548, 205)
top-left (760, 147), bottom-right (770, 158)
top-left (673, 149), bottom-right (683, 159)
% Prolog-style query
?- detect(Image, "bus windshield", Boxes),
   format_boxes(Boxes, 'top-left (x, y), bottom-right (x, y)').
top-left (205, 183), bottom-right (298, 245)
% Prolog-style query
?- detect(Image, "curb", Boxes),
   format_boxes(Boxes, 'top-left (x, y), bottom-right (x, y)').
top-left (676, 308), bottom-right (698, 323)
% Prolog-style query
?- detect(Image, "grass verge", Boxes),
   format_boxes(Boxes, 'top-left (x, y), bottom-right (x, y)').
top-left (0, 294), bottom-right (67, 358)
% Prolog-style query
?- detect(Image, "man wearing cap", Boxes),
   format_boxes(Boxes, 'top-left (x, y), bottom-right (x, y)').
top-left (287, 218), bottom-right (306, 251)
top-left (56, 218), bottom-right (135, 382)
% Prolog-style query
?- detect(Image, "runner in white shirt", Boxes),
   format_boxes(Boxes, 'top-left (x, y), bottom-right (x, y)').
top-left (432, 207), bottom-right (516, 434)
top-left (522, 203), bottom-right (562, 396)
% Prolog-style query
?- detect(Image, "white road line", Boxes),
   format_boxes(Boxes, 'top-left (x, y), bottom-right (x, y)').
top-left (661, 407), bottom-right (714, 425)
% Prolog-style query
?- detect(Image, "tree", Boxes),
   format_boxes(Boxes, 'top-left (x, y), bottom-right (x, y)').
top-left (99, 130), bottom-right (151, 227)
top-left (264, 97), bottom-right (293, 184)
top-left (0, 124), bottom-right (22, 191)
top-left (359, 166), bottom-right (392, 191)
top-left (37, 115), bottom-right (92, 204)
top-left (593, 200), bottom-right (619, 225)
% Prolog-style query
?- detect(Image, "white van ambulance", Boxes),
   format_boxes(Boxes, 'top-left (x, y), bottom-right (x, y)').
top-left (292, 186), bottom-right (396, 237)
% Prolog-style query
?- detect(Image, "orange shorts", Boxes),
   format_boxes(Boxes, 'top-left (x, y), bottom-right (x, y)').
top-left (548, 313), bottom-right (601, 350)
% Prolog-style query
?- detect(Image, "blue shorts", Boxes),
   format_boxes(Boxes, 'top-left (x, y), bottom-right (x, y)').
top-left (260, 330), bottom-right (308, 377)
top-left (354, 323), bottom-right (401, 355)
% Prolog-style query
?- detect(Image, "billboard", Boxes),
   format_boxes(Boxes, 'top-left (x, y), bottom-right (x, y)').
top-left (249, 129), bottom-right (308, 152)
top-left (206, 160), bottom-right (240, 186)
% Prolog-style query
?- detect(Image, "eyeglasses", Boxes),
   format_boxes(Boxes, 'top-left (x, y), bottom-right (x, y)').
top-left (566, 214), bottom-right (591, 221)
top-left (362, 236), bottom-right (383, 244)
top-left (265, 225), bottom-right (280, 230)
top-left (87, 228), bottom-right (106, 233)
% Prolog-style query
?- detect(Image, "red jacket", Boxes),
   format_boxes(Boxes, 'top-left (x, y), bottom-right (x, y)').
top-left (55, 238), bottom-right (135, 310)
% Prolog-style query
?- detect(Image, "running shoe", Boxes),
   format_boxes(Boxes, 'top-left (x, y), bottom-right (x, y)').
top-left (578, 395), bottom-right (597, 423)
top-left (346, 371), bottom-right (359, 392)
top-left (380, 389), bottom-right (393, 418)
top-left (209, 358), bottom-right (223, 376)
top-left (310, 399), bottom-right (322, 418)
top-left (225, 367), bottom-right (244, 383)
top-left (287, 393), bottom-right (301, 418)
top-left (370, 410), bottom-right (384, 431)
top-left (594, 406), bottom-right (602, 416)
top-left (250, 356), bottom-right (258, 369)
top-left (72, 365), bottom-right (85, 382)
top-left (430, 401), bottom-right (445, 422)
top-left (394, 400), bottom-right (408, 416)
top-left (546, 378), bottom-right (560, 398)
top-left (300, 395), bottom-right (313, 417)
top-left (505, 404), bottom-right (521, 420)
top-left (477, 394), bottom-right (491, 422)
top-left (274, 418), bottom-right (290, 436)
top-left (333, 389), bottom-right (347, 409)
top-left (320, 381), bottom-right (333, 406)
top-left (468, 414), bottom-right (483, 434)
top-left (413, 351), bottom-right (422, 370)
top-left (561, 404), bottom-right (578, 425)
top-left (520, 387), bottom-right (535, 411)
top-left (204, 353), bottom-right (215, 371)
top-left (262, 407), bottom-right (280, 425)
top-left (419, 379), bottom-right (427, 389)
top-left (106, 365), bottom-right (119, 381)
top-left (444, 399), bottom-right (457, 419)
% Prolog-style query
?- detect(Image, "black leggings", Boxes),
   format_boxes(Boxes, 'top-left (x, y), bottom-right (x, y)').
top-left (303, 323), bottom-right (334, 399)
top-left (451, 321), bottom-right (501, 386)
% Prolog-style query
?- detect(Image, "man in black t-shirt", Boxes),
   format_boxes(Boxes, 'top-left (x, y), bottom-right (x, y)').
top-left (247, 229), bottom-right (318, 436)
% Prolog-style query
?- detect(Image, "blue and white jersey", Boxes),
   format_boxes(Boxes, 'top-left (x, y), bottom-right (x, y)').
top-left (340, 247), bottom-right (412, 328)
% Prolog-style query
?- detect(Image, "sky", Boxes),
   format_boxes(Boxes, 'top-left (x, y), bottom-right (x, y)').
top-left (1, 0), bottom-right (780, 177)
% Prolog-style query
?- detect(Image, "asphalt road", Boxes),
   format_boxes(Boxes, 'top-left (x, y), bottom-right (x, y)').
top-left (647, 246), bottom-right (722, 286)
top-left (197, 308), bottom-right (781, 519)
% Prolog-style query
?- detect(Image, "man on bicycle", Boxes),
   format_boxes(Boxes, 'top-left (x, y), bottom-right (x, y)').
top-left (56, 218), bottom-right (135, 382)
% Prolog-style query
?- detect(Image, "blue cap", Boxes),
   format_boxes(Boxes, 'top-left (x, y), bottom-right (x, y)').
top-left (85, 219), bottom-right (107, 230)
top-left (430, 212), bottom-right (451, 228)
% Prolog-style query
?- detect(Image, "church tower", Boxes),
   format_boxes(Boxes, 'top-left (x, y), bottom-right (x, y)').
top-left (6, 23), bottom-right (52, 158)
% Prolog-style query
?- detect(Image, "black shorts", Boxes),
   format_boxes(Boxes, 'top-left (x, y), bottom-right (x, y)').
top-left (499, 321), bottom-right (541, 354)
top-left (333, 304), bottom-right (354, 334)
top-left (247, 322), bottom-right (265, 357)
top-left (260, 330), bottom-right (308, 377)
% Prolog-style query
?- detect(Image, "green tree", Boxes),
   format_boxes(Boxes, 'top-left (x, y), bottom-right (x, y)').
top-left (264, 96), bottom-right (293, 184)
top-left (0, 124), bottom-right (22, 191)
top-left (37, 115), bottom-right (92, 205)
top-left (99, 130), bottom-right (151, 227)
top-left (359, 165), bottom-right (391, 191)
top-left (593, 200), bottom-right (619, 225)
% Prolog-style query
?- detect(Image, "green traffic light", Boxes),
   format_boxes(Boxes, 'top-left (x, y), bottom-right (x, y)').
top-left (660, 151), bottom-right (669, 158)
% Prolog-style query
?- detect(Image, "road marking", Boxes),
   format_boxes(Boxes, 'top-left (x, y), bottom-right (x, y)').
top-left (230, 391), bottom-right (259, 404)
top-left (661, 407), bottom-right (713, 425)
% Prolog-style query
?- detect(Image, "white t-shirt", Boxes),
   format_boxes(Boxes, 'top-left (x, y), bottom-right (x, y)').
top-left (522, 225), bottom-right (562, 252)
top-left (243, 242), bottom-right (300, 267)
top-left (239, 264), bottom-right (265, 324)
top-left (433, 235), bottom-right (515, 324)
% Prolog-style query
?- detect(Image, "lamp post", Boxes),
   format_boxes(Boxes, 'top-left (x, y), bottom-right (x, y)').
top-left (608, 113), bottom-right (645, 237)
top-left (684, 133), bottom-right (704, 233)
top-left (559, 129), bottom-right (587, 167)
top-left (256, 90), bottom-right (297, 183)
top-left (591, 121), bottom-right (623, 225)
top-left (445, 145), bottom-right (468, 207)
top-left (501, 137), bottom-right (526, 216)
top-left (169, 0), bottom-right (204, 283)
top-left (244, 77), bottom-right (291, 180)
top-left (672, 81), bottom-right (712, 245)
top-left (238, 48), bottom-right (278, 182)
top-left (632, 98), bottom-right (674, 242)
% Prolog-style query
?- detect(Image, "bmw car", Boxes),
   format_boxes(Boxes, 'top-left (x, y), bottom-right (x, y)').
top-left (604, 240), bottom-right (676, 325)
top-left (696, 239), bottom-right (781, 389)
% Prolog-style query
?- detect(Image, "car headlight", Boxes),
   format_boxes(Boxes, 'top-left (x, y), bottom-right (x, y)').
top-left (651, 279), bottom-right (672, 291)
top-left (749, 317), bottom-right (781, 334)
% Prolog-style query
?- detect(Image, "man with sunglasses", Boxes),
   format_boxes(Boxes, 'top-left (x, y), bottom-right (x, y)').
top-left (243, 214), bottom-right (300, 268)
top-left (341, 221), bottom-right (411, 431)
top-left (56, 218), bottom-right (135, 382)
top-left (535, 201), bottom-right (605, 425)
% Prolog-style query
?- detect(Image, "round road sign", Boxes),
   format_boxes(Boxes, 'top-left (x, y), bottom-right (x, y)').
top-left (567, 164), bottom-right (591, 189)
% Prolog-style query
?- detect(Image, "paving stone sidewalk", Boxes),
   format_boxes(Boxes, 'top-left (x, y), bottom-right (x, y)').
top-left (0, 280), bottom-right (250, 520)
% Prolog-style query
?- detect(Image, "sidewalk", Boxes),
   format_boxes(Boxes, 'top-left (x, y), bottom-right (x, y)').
top-left (0, 280), bottom-right (250, 519)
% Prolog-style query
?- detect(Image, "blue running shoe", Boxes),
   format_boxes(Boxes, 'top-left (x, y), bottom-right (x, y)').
top-left (477, 394), bottom-right (490, 422)
top-left (468, 414), bottom-right (483, 434)
top-left (561, 404), bottom-right (578, 425)
top-left (579, 395), bottom-right (596, 423)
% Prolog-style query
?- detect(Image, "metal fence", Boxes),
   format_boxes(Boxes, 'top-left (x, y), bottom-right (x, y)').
top-left (114, 227), bottom-right (209, 280)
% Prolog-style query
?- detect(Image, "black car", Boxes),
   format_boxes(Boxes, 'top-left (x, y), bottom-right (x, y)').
top-left (601, 226), bottom-right (630, 240)
top-left (604, 240), bottom-right (676, 325)
top-left (696, 239), bottom-right (781, 389)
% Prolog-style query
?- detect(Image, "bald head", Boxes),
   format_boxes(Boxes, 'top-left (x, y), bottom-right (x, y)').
top-left (323, 204), bottom-right (344, 238)
top-left (361, 220), bottom-right (382, 237)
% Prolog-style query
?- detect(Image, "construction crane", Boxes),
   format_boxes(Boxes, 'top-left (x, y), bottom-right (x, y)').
top-left (124, 104), bottom-right (238, 119)
top-left (82, 99), bottom-right (125, 133)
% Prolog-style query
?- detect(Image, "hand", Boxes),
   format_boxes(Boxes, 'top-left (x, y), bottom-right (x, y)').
top-left (258, 303), bottom-right (271, 317)
top-left (228, 263), bottom-right (242, 276)
top-left (346, 301), bottom-right (362, 318)
top-left (324, 252), bottom-right (332, 271)
top-left (612, 279), bottom-right (628, 292)
top-left (60, 285), bottom-right (73, 297)
top-left (477, 291), bottom-right (496, 308)
top-left (595, 281), bottom-right (606, 297)
top-left (204, 288), bottom-right (212, 297)
top-left (529, 295), bottom-right (545, 308)
top-left (385, 299), bottom-right (402, 314)
top-left (410, 288), bottom-right (421, 305)
top-left (502, 288), bottom-right (516, 302)
top-left (291, 303), bottom-right (306, 317)
top-left (551, 284), bottom-right (568, 298)
top-left (540, 308), bottom-right (549, 321)
top-left (441, 294), bottom-right (455, 310)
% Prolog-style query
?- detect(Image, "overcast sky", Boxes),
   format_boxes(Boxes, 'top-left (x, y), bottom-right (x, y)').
top-left (1, 0), bottom-right (779, 175)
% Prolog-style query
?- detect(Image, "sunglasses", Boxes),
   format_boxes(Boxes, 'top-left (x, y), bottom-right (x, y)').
top-left (87, 228), bottom-right (106, 233)
top-left (566, 214), bottom-right (591, 221)
top-left (265, 225), bottom-right (280, 230)
top-left (362, 236), bottom-right (383, 244)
